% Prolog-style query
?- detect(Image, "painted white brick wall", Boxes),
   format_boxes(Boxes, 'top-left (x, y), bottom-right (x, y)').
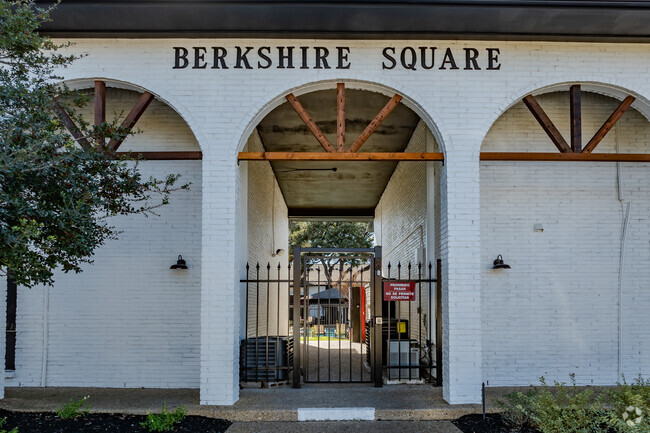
top-left (11, 88), bottom-right (202, 388)
top-left (26, 37), bottom-right (650, 404)
top-left (481, 92), bottom-right (650, 386)
top-left (13, 160), bottom-right (202, 388)
top-left (244, 130), bottom-right (289, 337)
top-left (375, 120), bottom-right (434, 344)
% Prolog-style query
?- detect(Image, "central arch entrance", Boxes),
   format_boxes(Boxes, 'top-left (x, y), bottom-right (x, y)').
top-left (237, 81), bottom-right (445, 389)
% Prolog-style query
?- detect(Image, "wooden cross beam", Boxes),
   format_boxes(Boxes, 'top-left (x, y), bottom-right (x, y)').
top-left (286, 93), bottom-right (336, 153)
top-left (522, 94), bottom-right (572, 153)
top-left (51, 98), bottom-right (92, 151)
top-left (94, 80), bottom-right (106, 146)
top-left (337, 83), bottom-right (346, 152)
top-left (348, 94), bottom-right (402, 153)
top-left (583, 95), bottom-right (635, 153)
top-left (53, 81), bottom-right (156, 154)
top-left (570, 85), bottom-right (582, 152)
top-left (108, 91), bottom-right (155, 151)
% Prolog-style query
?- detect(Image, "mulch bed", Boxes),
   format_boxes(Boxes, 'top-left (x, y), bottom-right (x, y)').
top-left (0, 410), bottom-right (232, 433)
top-left (453, 413), bottom-right (617, 433)
top-left (453, 413), bottom-right (538, 433)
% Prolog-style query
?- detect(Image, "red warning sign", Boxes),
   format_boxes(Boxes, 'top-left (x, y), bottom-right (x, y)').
top-left (383, 281), bottom-right (416, 301)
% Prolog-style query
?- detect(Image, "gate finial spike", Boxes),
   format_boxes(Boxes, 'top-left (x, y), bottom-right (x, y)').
top-left (246, 262), bottom-right (250, 270)
top-left (277, 263), bottom-right (281, 270)
top-left (267, 262), bottom-right (271, 270)
top-left (256, 262), bottom-right (260, 270)
top-left (408, 262), bottom-right (412, 270)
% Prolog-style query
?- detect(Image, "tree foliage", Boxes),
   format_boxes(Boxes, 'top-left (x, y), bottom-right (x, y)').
top-left (289, 221), bottom-right (374, 285)
top-left (0, 0), bottom-right (188, 287)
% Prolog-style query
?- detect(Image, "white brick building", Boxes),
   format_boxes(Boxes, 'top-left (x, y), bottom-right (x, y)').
top-left (3, 0), bottom-right (650, 406)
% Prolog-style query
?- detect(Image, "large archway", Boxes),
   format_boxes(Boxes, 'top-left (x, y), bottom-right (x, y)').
top-left (236, 81), bottom-right (445, 390)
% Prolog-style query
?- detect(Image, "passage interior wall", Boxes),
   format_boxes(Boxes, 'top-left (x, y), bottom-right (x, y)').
top-left (244, 130), bottom-right (290, 338)
top-left (374, 120), bottom-right (436, 345)
top-left (481, 92), bottom-right (650, 386)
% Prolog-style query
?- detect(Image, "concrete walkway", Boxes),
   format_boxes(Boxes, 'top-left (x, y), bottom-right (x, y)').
top-left (227, 421), bottom-right (463, 432)
top-left (0, 385), bottom-right (505, 421)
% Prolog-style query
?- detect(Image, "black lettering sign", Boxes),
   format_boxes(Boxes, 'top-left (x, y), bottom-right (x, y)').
top-left (193, 47), bottom-right (207, 69)
top-left (382, 47), bottom-right (396, 70)
top-left (257, 47), bottom-right (272, 69)
top-left (439, 48), bottom-right (459, 70)
top-left (464, 48), bottom-right (480, 70)
top-left (235, 46), bottom-right (254, 69)
top-left (336, 47), bottom-right (351, 69)
top-left (487, 48), bottom-right (501, 70)
top-left (211, 47), bottom-right (228, 69)
top-left (171, 45), bottom-right (502, 71)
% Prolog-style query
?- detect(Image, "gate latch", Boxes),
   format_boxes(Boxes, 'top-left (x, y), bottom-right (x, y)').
top-left (375, 316), bottom-right (383, 325)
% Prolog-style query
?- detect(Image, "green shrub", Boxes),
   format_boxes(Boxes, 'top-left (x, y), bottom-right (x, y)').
top-left (140, 404), bottom-right (187, 432)
top-left (498, 388), bottom-right (538, 431)
top-left (527, 375), bottom-right (605, 433)
top-left (56, 395), bottom-right (91, 419)
top-left (605, 376), bottom-right (650, 432)
top-left (498, 375), bottom-right (605, 433)
top-left (0, 417), bottom-right (17, 433)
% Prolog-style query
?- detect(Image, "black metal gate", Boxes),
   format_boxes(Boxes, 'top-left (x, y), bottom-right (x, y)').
top-left (240, 247), bottom-right (442, 388)
top-left (292, 246), bottom-right (382, 386)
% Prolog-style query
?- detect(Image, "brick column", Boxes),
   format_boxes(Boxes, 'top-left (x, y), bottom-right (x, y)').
top-left (200, 153), bottom-right (241, 405)
top-left (440, 148), bottom-right (482, 404)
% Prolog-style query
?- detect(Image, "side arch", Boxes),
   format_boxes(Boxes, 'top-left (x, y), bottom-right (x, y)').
top-left (480, 79), bottom-right (650, 148)
top-left (62, 77), bottom-right (207, 152)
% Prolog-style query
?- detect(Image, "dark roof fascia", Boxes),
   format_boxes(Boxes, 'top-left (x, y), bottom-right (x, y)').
top-left (36, 1), bottom-right (650, 41)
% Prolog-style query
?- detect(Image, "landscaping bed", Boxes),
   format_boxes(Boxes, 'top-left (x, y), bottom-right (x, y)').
top-left (454, 413), bottom-right (537, 433)
top-left (453, 375), bottom-right (650, 433)
top-left (0, 410), bottom-right (231, 433)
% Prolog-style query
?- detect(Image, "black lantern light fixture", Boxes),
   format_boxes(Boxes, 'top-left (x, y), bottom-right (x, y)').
top-left (492, 254), bottom-right (511, 269)
top-left (170, 255), bottom-right (188, 270)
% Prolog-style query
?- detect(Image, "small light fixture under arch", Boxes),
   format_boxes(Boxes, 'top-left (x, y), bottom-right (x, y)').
top-left (170, 255), bottom-right (188, 270)
top-left (272, 249), bottom-right (285, 257)
top-left (492, 255), bottom-right (511, 269)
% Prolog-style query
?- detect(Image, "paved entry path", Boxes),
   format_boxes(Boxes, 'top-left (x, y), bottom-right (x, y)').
top-left (227, 421), bottom-right (462, 432)
top-left (304, 339), bottom-right (369, 382)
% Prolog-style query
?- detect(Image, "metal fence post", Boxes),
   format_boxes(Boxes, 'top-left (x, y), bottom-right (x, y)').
top-left (292, 245), bottom-right (302, 388)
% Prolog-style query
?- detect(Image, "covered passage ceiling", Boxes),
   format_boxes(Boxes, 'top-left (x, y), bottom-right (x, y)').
top-left (255, 89), bottom-right (421, 219)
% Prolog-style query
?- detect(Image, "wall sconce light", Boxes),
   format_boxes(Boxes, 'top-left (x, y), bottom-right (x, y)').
top-left (272, 249), bottom-right (285, 257)
top-left (170, 255), bottom-right (188, 270)
top-left (492, 255), bottom-right (511, 269)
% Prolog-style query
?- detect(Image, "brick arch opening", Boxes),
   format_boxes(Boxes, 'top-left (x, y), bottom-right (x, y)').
top-left (235, 81), bottom-right (446, 392)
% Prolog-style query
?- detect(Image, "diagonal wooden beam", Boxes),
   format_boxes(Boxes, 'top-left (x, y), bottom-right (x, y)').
top-left (570, 85), bottom-right (582, 152)
top-left (108, 91), bottom-right (155, 151)
top-left (348, 94), bottom-right (402, 153)
top-left (285, 93), bottom-right (336, 153)
top-left (522, 94), bottom-right (572, 153)
top-left (337, 83), bottom-right (346, 152)
top-left (583, 95), bottom-right (635, 153)
top-left (94, 80), bottom-right (106, 146)
top-left (51, 98), bottom-right (92, 151)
